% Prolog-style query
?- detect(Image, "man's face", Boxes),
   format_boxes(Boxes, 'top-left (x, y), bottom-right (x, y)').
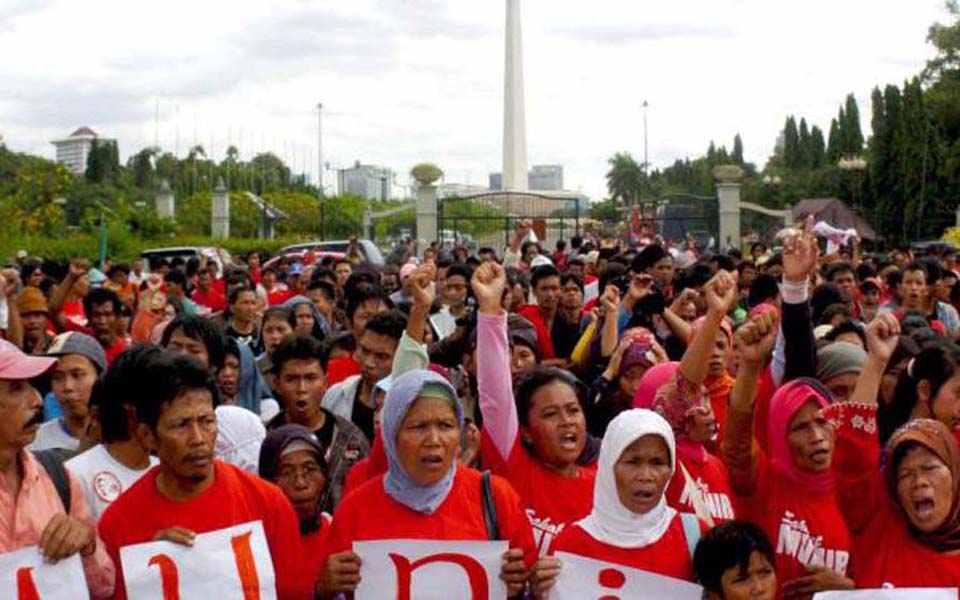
top-left (560, 280), bottom-right (583, 311)
top-left (133, 259), bottom-right (144, 273)
top-left (479, 251), bottom-right (495, 264)
top-left (939, 276), bottom-right (957, 303)
top-left (166, 330), bottom-right (210, 370)
top-left (145, 389), bottom-right (217, 485)
top-left (51, 354), bottom-right (97, 420)
top-left (232, 291), bottom-right (258, 322)
top-left (534, 275), bottom-right (561, 312)
top-left (567, 263), bottom-right (584, 279)
top-left (89, 301), bottom-right (118, 345)
top-left (198, 272), bottom-right (212, 292)
top-left (443, 275), bottom-right (468, 308)
top-left (356, 331), bottom-right (398, 385)
top-left (831, 270), bottom-right (856, 299)
top-left (262, 271), bottom-right (276, 289)
top-left (276, 359), bottom-right (325, 426)
top-left (263, 318), bottom-right (294, 355)
top-left (21, 311), bottom-right (47, 339)
top-left (899, 269), bottom-right (927, 310)
top-left (0, 379), bottom-right (43, 450)
top-left (351, 300), bottom-right (385, 339)
top-left (862, 287), bottom-right (881, 307)
top-left (381, 274), bottom-right (400, 295)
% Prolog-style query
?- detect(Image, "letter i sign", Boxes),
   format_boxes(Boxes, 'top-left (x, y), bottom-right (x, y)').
top-left (120, 522), bottom-right (277, 600)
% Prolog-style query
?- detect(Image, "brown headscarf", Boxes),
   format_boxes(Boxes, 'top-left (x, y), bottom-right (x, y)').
top-left (885, 418), bottom-right (960, 551)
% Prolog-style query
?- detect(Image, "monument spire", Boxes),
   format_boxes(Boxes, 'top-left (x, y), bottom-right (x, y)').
top-left (502, 0), bottom-right (528, 192)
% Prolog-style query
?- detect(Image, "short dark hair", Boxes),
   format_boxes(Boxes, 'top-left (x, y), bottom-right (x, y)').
top-left (164, 270), bottom-right (188, 288)
top-left (748, 274), bottom-right (779, 308)
top-left (811, 283), bottom-right (846, 324)
top-left (135, 351), bottom-right (220, 432)
top-left (308, 280), bottom-right (336, 302)
top-left (445, 263), bottom-right (474, 282)
top-left (530, 265), bottom-right (560, 288)
top-left (272, 334), bottom-right (324, 376)
top-left (712, 254), bottom-right (736, 272)
top-left (827, 262), bottom-right (855, 281)
top-left (514, 367), bottom-right (586, 428)
top-left (98, 344), bottom-right (165, 443)
top-left (228, 285), bottom-right (256, 305)
top-left (555, 240), bottom-right (567, 251)
top-left (263, 306), bottom-right (293, 324)
top-left (362, 309), bottom-right (407, 341)
top-left (632, 244), bottom-right (669, 274)
top-left (478, 246), bottom-right (496, 256)
top-left (161, 315), bottom-right (226, 370)
top-left (320, 332), bottom-right (356, 371)
top-left (108, 263), bottom-right (130, 278)
top-left (83, 287), bottom-right (122, 318)
top-left (825, 318), bottom-right (866, 345)
top-left (310, 266), bottom-right (336, 285)
top-left (694, 521), bottom-right (775, 595)
top-left (560, 273), bottom-right (583, 293)
top-left (346, 283), bottom-right (388, 321)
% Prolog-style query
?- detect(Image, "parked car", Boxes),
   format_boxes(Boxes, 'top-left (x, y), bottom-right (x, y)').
top-left (262, 250), bottom-right (345, 272)
top-left (140, 246), bottom-right (232, 274)
top-left (269, 239), bottom-right (384, 267)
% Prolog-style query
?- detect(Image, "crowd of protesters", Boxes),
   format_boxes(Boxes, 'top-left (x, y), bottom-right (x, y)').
top-left (3, 218), bottom-right (960, 599)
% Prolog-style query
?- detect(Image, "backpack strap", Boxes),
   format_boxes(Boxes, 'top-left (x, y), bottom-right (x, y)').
top-left (32, 448), bottom-right (73, 513)
top-left (680, 512), bottom-right (701, 561)
top-left (481, 470), bottom-right (500, 541)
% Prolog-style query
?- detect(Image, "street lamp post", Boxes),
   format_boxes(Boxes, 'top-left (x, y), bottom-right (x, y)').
top-left (641, 100), bottom-right (649, 202)
top-left (317, 102), bottom-right (325, 239)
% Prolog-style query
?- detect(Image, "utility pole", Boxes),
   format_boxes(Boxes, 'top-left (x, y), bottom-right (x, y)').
top-left (317, 103), bottom-right (324, 200)
top-left (642, 100), bottom-right (649, 186)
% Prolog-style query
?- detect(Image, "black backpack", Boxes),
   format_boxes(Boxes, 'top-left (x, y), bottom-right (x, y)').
top-left (32, 448), bottom-right (75, 512)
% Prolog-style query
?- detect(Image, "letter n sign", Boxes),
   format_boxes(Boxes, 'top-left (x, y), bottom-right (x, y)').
top-left (354, 540), bottom-right (509, 600)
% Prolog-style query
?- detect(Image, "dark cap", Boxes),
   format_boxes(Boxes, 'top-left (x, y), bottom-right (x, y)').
top-left (258, 424), bottom-right (327, 481)
top-left (46, 332), bottom-right (107, 373)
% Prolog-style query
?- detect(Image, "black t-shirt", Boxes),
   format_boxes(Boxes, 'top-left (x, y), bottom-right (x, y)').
top-left (314, 407), bottom-right (337, 451)
top-left (350, 385), bottom-right (375, 443)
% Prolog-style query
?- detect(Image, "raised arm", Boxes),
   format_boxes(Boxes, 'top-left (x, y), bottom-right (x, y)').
top-left (779, 215), bottom-right (819, 382)
top-left (827, 312), bottom-right (900, 533)
top-left (473, 262), bottom-right (518, 461)
top-left (722, 310), bottom-right (778, 496)
top-left (2, 272), bottom-right (23, 347)
top-left (599, 285), bottom-right (621, 358)
top-left (679, 269), bottom-right (738, 386)
top-left (392, 264), bottom-right (436, 376)
top-left (49, 259), bottom-right (88, 329)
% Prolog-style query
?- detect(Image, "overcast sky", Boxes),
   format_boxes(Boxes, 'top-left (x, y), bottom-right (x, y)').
top-left (0, 0), bottom-right (950, 199)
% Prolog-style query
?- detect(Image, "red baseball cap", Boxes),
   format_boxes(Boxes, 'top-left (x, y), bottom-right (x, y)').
top-left (0, 340), bottom-right (56, 380)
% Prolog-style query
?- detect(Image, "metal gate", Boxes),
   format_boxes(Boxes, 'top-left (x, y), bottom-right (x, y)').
top-left (437, 192), bottom-right (582, 251)
top-left (624, 193), bottom-right (719, 251)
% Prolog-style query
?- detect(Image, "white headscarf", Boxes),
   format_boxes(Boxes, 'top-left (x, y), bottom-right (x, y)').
top-left (215, 405), bottom-right (267, 474)
top-left (577, 408), bottom-right (677, 548)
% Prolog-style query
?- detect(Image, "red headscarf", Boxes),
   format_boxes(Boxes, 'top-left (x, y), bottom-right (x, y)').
top-left (768, 378), bottom-right (834, 494)
top-left (633, 362), bottom-right (711, 464)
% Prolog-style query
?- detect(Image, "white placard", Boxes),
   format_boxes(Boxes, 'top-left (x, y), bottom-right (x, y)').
top-left (0, 547), bottom-right (88, 600)
top-left (120, 521), bottom-right (276, 600)
top-left (354, 539), bottom-right (508, 600)
top-left (815, 590), bottom-right (957, 600)
top-left (549, 551), bottom-right (703, 600)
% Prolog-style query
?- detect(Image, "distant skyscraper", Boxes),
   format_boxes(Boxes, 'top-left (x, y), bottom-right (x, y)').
top-left (489, 172), bottom-right (503, 191)
top-left (529, 165), bottom-right (563, 191)
top-left (338, 161), bottom-right (393, 201)
top-left (502, 0), bottom-right (528, 192)
top-left (50, 127), bottom-right (114, 175)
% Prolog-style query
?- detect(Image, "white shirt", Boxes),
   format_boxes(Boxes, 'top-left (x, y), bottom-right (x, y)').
top-left (28, 419), bottom-right (80, 452)
top-left (65, 444), bottom-right (159, 520)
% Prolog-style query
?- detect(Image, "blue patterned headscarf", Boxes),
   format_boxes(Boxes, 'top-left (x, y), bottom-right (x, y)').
top-left (381, 369), bottom-right (463, 514)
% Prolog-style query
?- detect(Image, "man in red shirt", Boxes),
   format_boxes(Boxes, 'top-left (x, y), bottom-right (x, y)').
top-left (190, 270), bottom-right (228, 313)
top-left (518, 264), bottom-right (562, 361)
top-left (98, 351), bottom-right (310, 599)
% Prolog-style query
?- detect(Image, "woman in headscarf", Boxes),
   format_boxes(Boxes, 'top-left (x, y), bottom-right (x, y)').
top-left (473, 262), bottom-right (597, 556)
top-left (214, 404), bottom-right (266, 474)
top-left (259, 424), bottom-right (331, 586)
top-left (633, 270), bottom-right (739, 527)
top-left (588, 327), bottom-right (664, 437)
top-left (530, 409), bottom-right (704, 598)
top-left (317, 369), bottom-right (536, 597)
top-left (689, 315), bottom-right (735, 445)
top-left (828, 312), bottom-right (960, 588)
top-left (284, 295), bottom-right (329, 340)
top-left (723, 312), bottom-right (854, 598)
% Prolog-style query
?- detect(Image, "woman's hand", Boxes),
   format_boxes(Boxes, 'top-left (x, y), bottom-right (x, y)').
top-left (472, 262), bottom-right (508, 314)
top-left (736, 310), bottom-right (779, 368)
top-left (409, 263), bottom-right (437, 309)
top-left (864, 312), bottom-right (901, 366)
top-left (529, 555), bottom-right (562, 599)
top-left (669, 287), bottom-right (699, 314)
top-left (317, 551), bottom-right (362, 595)
top-left (780, 565), bottom-right (854, 599)
top-left (600, 285), bottom-right (620, 315)
top-left (603, 334), bottom-right (632, 377)
top-left (500, 548), bottom-right (529, 597)
top-left (704, 269), bottom-right (738, 315)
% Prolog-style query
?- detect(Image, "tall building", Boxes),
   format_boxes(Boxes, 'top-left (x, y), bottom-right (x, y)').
top-left (529, 165), bottom-right (563, 191)
top-left (337, 161), bottom-right (393, 201)
top-left (50, 127), bottom-right (114, 175)
top-left (489, 165), bottom-right (564, 191)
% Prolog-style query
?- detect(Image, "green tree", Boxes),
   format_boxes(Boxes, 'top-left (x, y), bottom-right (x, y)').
top-left (827, 118), bottom-right (842, 163)
top-left (809, 126), bottom-right (826, 169)
top-left (798, 118), bottom-right (812, 168)
top-left (732, 134), bottom-right (744, 165)
top-left (605, 152), bottom-right (644, 205)
top-left (842, 94), bottom-right (865, 155)
top-left (782, 116), bottom-right (801, 169)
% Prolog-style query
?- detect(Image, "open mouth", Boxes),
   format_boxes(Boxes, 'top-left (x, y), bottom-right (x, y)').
top-left (809, 449), bottom-right (830, 464)
top-left (419, 455), bottom-right (445, 470)
top-left (559, 432), bottom-right (579, 451)
top-left (184, 454), bottom-right (211, 468)
top-left (632, 489), bottom-right (657, 504)
top-left (914, 498), bottom-right (936, 520)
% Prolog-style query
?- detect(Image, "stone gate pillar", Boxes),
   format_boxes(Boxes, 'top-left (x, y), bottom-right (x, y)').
top-left (155, 179), bottom-right (175, 220)
top-left (212, 178), bottom-right (230, 239)
top-left (714, 165), bottom-right (744, 253)
top-left (416, 184), bottom-right (438, 253)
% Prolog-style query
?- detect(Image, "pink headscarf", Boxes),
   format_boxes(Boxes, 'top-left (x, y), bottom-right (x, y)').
top-left (633, 362), bottom-right (710, 464)
top-left (687, 316), bottom-right (733, 347)
top-left (768, 378), bottom-right (834, 493)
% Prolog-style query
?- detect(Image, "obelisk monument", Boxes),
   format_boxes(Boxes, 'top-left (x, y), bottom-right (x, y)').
top-left (502, 0), bottom-right (528, 192)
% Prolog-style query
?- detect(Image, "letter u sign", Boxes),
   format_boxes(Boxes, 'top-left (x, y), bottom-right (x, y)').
top-left (146, 532), bottom-right (262, 600)
top-left (389, 553), bottom-right (489, 600)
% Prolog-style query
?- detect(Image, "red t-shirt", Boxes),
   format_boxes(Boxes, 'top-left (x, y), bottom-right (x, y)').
top-left (324, 465), bottom-right (537, 569)
top-left (517, 305), bottom-right (556, 360)
top-left (831, 403), bottom-right (960, 590)
top-left (191, 288), bottom-right (228, 313)
top-left (98, 461), bottom-right (310, 600)
top-left (103, 337), bottom-right (128, 367)
top-left (735, 457), bottom-right (851, 590)
top-left (550, 515), bottom-right (703, 582)
top-left (480, 433), bottom-right (595, 555)
top-left (300, 515), bottom-right (333, 588)
top-left (267, 288), bottom-right (295, 307)
top-left (666, 454), bottom-right (735, 525)
top-left (326, 356), bottom-right (362, 387)
top-left (61, 300), bottom-right (88, 329)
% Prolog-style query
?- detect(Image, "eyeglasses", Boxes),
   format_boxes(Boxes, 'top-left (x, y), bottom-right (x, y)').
top-left (276, 463), bottom-right (324, 483)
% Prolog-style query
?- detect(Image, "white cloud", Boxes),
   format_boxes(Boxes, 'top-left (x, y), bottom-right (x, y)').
top-left (0, 0), bottom-right (949, 199)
